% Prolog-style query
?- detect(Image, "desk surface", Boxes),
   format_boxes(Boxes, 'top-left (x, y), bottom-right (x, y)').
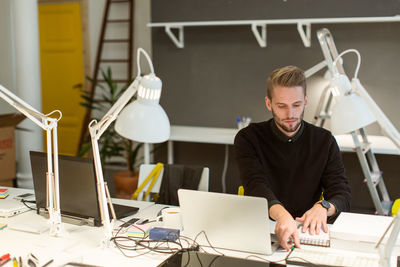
top-left (171, 125), bottom-right (400, 155)
top-left (0, 187), bottom-right (398, 266)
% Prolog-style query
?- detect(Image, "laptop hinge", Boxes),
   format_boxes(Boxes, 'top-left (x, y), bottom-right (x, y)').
top-left (39, 208), bottom-right (96, 227)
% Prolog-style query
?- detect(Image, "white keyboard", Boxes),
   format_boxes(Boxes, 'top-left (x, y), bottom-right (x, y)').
top-left (286, 248), bottom-right (380, 267)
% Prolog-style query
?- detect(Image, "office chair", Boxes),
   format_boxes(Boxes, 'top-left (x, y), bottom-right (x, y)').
top-left (135, 164), bottom-right (209, 201)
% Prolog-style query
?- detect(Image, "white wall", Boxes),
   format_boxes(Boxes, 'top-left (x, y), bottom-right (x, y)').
top-left (0, 0), bottom-right (16, 114)
top-left (0, 0), bottom-right (152, 187)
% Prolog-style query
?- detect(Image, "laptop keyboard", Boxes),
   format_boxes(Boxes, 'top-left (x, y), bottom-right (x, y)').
top-left (287, 248), bottom-right (380, 267)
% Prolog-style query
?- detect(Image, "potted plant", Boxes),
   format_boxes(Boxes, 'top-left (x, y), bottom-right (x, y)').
top-left (78, 67), bottom-right (142, 198)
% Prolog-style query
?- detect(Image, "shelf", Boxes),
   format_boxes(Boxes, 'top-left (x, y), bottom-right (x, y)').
top-left (148, 16), bottom-right (400, 48)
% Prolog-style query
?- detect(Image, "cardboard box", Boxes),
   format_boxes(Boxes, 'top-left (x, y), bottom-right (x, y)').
top-left (0, 113), bottom-right (26, 181)
top-left (0, 179), bottom-right (14, 187)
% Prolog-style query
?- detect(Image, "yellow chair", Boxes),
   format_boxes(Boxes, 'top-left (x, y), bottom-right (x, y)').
top-left (392, 198), bottom-right (400, 216)
top-left (134, 163), bottom-right (210, 201)
top-left (238, 186), bottom-right (244, 196)
top-left (131, 163), bottom-right (164, 201)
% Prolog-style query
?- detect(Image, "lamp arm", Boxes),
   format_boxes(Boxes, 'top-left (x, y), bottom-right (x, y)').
top-left (352, 79), bottom-right (400, 151)
top-left (317, 28), bottom-right (346, 75)
top-left (88, 78), bottom-right (139, 248)
top-left (90, 131), bottom-right (113, 247)
top-left (0, 84), bottom-right (65, 237)
top-left (0, 84), bottom-right (62, 130)
top-left (90, 79), bottom-right (139, 139)
top-left (304, 60), bottom-right (328, 78)
top-left (376, 214), bottom-right (400, 267)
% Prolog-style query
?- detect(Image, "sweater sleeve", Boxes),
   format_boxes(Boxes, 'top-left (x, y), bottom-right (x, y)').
top-left (234, 129), bottom-right (282, 209)
top-left (321, 135), bottom-right (352, 214)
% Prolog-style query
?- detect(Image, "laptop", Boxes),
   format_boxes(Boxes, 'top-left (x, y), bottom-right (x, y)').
top-left (177, 189), bottom-right (272, 255)
top-left (0, 199), bottom-right (30, 217)
top-left (29, 151), bottom-right (139, 226)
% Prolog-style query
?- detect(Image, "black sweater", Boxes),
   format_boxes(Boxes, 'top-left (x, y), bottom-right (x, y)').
top-left (234, 119), bottom-right (351, 219)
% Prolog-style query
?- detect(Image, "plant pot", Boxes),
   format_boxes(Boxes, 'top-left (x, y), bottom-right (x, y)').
top-left (113, 171), bottom-right (139, 199)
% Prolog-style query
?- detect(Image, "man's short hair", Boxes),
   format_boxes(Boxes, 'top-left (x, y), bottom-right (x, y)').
top-left (266, 66), bottom-right (306, 99)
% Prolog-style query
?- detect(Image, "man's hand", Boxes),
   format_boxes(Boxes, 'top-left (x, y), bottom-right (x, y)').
top-left (295, 204), bottom-right (328, 235)
top-left (270, 204), bottom-right (300, 251)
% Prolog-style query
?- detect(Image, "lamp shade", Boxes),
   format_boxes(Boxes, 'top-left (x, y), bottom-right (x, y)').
top-left (115, 99), bottom-right (170, 143)
top-left (331, 93), bottom-right (376, 135)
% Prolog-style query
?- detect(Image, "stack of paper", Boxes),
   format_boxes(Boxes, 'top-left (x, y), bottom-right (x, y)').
top-left (0, 189), bottom-right (9, 199)
top-left (127, 224), bottom-right (151, 238)
top-left (330, 212), bottom-right (400, 253)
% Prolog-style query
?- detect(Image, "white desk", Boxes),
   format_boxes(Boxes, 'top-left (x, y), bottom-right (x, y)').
top-left (168, 125), bottom-right (400, 163)
top-left (1, 187), bottom-right (399, 266)
top-left (0, 187), bottom-right (165, 267)
top-left (168, 125), bottom-right (238, 164)
top-left (335, 134), bottom-right (400, 155)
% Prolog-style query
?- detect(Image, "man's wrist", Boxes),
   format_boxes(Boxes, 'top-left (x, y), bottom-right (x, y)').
top-left (270, 203), bottom-right (292, 221)
top-left (315, 200), bottom-right (336, 216)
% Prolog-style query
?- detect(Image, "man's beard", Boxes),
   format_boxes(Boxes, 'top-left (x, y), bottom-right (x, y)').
top-left (272, 108), bottom-right (304, 133)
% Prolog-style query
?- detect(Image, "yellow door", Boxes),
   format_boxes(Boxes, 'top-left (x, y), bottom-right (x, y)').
top-left (38, 3), bottom-right (85, 156)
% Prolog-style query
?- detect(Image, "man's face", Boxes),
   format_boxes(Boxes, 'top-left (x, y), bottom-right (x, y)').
top-left (265, 85), bottom-right (308, 136)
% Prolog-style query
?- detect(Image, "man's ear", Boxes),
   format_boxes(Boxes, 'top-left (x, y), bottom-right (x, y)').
top-left (265, 96), bottom-right (272, 111)
top-left (304, 95), bottom-right (308, 107)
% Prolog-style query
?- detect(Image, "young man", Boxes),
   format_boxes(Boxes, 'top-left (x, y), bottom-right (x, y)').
top-left (234, 66), bottom-right (351, 251)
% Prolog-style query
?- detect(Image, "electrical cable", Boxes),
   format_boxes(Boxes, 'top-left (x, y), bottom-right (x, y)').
top-left (193, 230), bottom-right (224, 256)
top-left (21, 199), bottom-right (36, 210)
top-left (113, 222), bottom-right (293, 267)
top-left (112, 219), bottom-right (325, 267)
top-left (332, 49), bottom-right (361, 79)
top-left (221, 145), bottom-right (229, 193)
top-left (111, 225), bottom-right (219, 261)
top-left (285, 256), bottom-right (321, 266)
top-left (111, 223), bottom-right (188, 258)
top-left (245, 254), bottom-right (287, 265)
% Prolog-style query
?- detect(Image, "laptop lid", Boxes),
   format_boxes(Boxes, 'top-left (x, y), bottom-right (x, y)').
top-left (0, 199), bottom-right (30, 217)
top-left (29, 151), bottom-right (138, 226)
top-left (178, 189), bottom-right (272, 255)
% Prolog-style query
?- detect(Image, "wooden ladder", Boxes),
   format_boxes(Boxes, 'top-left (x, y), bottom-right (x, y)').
top-left (78, 0), bottom-right (135, 151)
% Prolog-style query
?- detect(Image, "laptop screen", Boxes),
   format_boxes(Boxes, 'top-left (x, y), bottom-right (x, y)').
top-left (29, 151), bottom-right (101, 225)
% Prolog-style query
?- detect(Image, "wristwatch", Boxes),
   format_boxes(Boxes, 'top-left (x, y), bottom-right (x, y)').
top-left (317, 200), bottom-right (331, 211)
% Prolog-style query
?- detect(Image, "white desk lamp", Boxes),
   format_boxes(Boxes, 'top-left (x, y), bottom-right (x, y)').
top-left (305, 29), bottom-right (400, 150)
top-left (0, 84), bottom-right (65, 237)
top-left (328, 49), bottom-right (377, 135)
top-left (305, 28), bottom-right (398, 216)
top-left (88, 47), bottom-right (170, 247)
